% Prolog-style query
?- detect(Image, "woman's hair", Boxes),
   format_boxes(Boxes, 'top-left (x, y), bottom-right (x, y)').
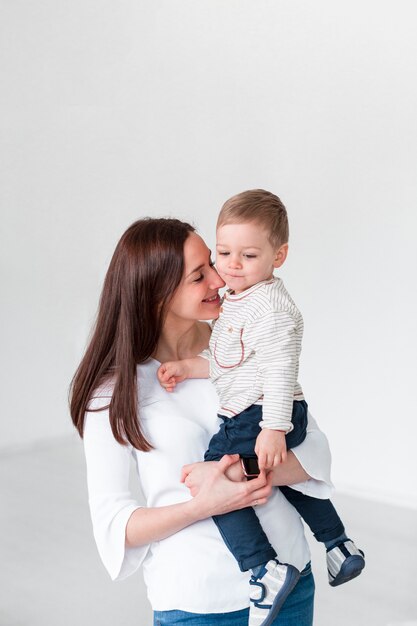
top-left (69, 217), bottom-right (195, 451)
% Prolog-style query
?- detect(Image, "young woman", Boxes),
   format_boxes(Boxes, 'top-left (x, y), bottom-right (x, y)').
top-left (70, 218), bottom-right (333, 626)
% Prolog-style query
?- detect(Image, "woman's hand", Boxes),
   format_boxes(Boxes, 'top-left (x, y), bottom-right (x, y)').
top-left (181, 455), bottom-right (273, 519)
top-left (181, 454), bottom-right (244, 490)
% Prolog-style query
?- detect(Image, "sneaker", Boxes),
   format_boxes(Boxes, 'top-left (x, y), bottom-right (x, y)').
top-left (326, 539), bottom-right (365, 587)
top-left (249, 559), bottom-right (300, 626)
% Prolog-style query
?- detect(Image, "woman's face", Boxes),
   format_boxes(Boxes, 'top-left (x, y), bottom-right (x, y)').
top-left (167, 232), bottom-right (225, 323)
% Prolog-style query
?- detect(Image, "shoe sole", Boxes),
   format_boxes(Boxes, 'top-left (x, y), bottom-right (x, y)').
top-left (329, 554), bottom-right (365, 587)
top-left (259, 566), bottom-right (301, 626)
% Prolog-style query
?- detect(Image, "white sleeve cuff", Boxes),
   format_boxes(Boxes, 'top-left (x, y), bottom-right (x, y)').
top-left (289, 412), bottom-right (334, 499)
top-left (91, 498), bottom-right (149, 581)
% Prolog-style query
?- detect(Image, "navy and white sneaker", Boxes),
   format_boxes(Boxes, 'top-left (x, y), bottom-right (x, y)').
top-left (327, 539), bottom-right (365, 587)
top-left (249, 559), bottom-right (300, 626)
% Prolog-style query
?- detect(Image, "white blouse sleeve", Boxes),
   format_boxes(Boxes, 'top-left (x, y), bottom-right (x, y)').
top-left (83, 396), bottom-right (148, 581)
top-left (289, 412), bottom-right (335, 499)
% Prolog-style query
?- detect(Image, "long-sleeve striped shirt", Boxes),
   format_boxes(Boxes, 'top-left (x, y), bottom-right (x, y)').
top-left (208, 277), bottom-right (305, 432)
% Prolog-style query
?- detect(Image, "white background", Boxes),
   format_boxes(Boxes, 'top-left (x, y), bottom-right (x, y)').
top-left (1, 0), bottom-right (416, 508)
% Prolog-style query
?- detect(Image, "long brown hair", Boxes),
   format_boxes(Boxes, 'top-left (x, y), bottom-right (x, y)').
top-left (69, 218), bottom-right (195, 450)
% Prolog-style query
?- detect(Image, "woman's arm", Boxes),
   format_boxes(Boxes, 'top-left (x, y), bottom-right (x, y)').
top-left (182, 452), bottom-right (308, 493)
top-left (182, 415), bottom-right (333, 499)
top-left (270, 450), bottom-right (310, 485)
top-left (126, 455), bottom-right (273, 547)
top-left (84, 396), bottom-right (273, 576)
top-left (230, 414), bottom-right (332, 494)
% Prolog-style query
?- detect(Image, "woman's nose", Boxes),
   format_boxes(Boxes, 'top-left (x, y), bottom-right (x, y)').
top-left (209, 266), bottom-right (225, 289)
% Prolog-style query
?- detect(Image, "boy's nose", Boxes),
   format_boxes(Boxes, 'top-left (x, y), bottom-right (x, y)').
top-left (229, 256), bottom-right (242, 269)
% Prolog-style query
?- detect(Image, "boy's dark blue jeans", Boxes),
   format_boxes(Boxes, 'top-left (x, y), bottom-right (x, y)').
top-left (204, 401), bottom-right (344, 572)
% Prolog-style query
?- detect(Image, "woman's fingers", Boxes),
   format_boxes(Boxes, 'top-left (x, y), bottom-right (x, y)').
top-left (217, 454), bottom-right (240, 473)
top-left (181, 460), bottom-right (220, 490)
top-left (189, 460), bottom-right (274, 517)
top-left (181, 458), bottom-right (274, 517)
top-left (180, 462), bottom-right (197, 482)
top-left (244, 471), bottom-right (273, 503)
top-left (251, 497), bottom-right (268, 507)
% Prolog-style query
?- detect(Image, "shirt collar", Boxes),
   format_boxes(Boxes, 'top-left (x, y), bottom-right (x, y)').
top-left (224, 277), bottom-right (276, 301)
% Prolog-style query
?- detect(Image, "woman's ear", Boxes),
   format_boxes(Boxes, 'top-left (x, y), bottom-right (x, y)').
top-left (273, 243), bottom-right (289, 269)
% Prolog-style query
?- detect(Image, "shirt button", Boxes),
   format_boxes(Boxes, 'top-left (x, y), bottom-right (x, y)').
top-left (228, 326), bottom-right (233, 332)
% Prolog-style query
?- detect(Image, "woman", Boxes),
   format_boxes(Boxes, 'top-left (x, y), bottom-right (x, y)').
top-left (70, 218), bottom-right (332, 625)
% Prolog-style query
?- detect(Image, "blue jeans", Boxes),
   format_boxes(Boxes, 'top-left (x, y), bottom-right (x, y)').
top-left (205, 402), bottom-right (309, 571)
top-left (153, 563), bottom-right (314, 626)
top-left (205, 402), bottom-right (344, 570)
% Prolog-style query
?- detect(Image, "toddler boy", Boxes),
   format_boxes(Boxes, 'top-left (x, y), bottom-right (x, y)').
top-left (158, 190), bottom-right (365, 626)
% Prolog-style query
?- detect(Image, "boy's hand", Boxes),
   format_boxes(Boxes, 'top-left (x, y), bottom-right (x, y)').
top-left (157, 361), bottom-right (189, 392)
top-left (255, 429), bottom-right (287, 470)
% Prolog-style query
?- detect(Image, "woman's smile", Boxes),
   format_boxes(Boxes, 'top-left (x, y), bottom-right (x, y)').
top-left (202, 294), bottom-right (221, 304)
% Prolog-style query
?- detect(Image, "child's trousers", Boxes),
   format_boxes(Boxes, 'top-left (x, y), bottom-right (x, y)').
top-left (204, 401), bottom-right (345, 572)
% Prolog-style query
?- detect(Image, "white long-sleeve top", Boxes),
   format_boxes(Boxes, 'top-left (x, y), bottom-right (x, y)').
top-left (83, 358), bottom-right (333, 613)
top-left (208, 277), bottom-right (304, 431)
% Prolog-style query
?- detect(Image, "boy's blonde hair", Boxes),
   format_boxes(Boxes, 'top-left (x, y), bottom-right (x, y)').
top-left (217, 189), bottom-right (289, 248)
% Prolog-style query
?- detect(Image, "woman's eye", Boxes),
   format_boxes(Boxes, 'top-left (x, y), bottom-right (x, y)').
top-left (193, 274), bottom-right (204, 283)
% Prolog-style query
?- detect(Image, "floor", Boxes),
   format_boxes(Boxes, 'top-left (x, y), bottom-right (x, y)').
top-left (1, 436), bottom-right (416, 626)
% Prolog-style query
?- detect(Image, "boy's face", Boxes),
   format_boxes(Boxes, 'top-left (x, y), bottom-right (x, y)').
top-left (215, 221), bottom-right (288, 294)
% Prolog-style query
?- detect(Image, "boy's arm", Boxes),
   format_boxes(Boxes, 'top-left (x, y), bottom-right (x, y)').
top-left (255, 428), bottom-right (287, 470)
top-left (249, 310), bottom-right (299, 432)
top-left (184, 356), bottom-right (210, 379)
top-left (157, 356), bottom-right (209, 391)
top-left (247, 310), bottom-right (299, 469)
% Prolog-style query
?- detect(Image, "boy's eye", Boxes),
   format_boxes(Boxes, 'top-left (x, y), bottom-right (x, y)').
top-left (217, 251), bottom-right (229, 256)
top-left (244, 254), bottom-right (257, 259)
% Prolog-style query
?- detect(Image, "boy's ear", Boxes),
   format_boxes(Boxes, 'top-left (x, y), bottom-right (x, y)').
top-left (273, 243), bottom-right (288, 269)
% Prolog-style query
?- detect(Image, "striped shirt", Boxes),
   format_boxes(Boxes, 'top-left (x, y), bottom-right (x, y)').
top-left (207, 277), bottom-right (305, 431)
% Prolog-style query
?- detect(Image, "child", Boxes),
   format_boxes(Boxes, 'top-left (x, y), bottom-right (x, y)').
top-left (158, 190), bottom-right (365, 626)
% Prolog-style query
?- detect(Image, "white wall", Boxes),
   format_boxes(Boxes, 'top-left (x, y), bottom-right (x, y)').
top-left (1, 0), bottom-right (416, 507)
